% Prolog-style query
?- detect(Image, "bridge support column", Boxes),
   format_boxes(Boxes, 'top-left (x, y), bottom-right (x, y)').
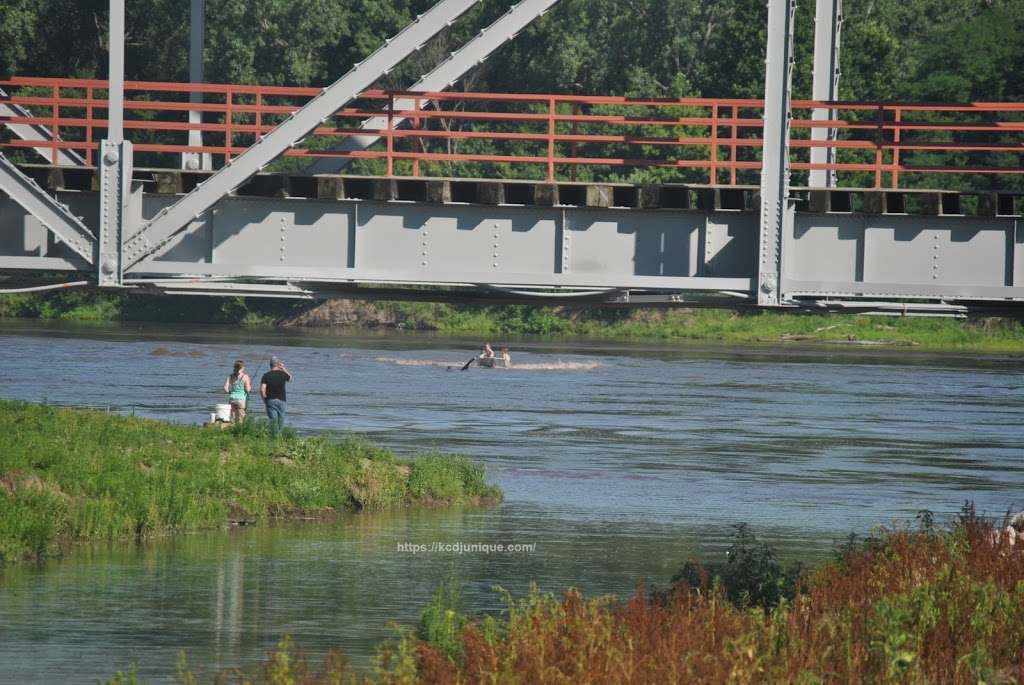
top-left (182, 0), bottom-right (212, 172)
top-left (97, 141), bottom-right (134, 286)
top-left (97, 0), bottom-right (134, 286)
top-left (810, 0), bottom-right (842, 188)
top-left (758, 0), bottom-right (797, 306)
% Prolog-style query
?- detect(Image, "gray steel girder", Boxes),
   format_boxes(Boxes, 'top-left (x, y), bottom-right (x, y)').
top-left (2, 185), bottom-right (1022, 308)
top-left (125, 195), bottom-right (757, 293)
top-left (0, 153), bottom-right (95, 264)
top-left (783, 213), bottom-right (1024, 300)
top-left (303, 0), bottom-right (563, 175)
top-left (123, 0), bottom-right (484, 270)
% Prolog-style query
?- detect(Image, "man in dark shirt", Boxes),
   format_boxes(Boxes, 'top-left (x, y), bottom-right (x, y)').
top-left (260, 356), bottom-right (293, 433)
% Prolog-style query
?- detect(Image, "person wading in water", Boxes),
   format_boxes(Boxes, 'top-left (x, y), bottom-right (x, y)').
top-left (260, 356), bottom-right (293, 434)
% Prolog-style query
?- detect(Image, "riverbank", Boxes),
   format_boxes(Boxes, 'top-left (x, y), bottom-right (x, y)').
top-left (3, 290), bottom-right (1024, 352)
top-left (281, 300), bottom-right (1024, 352)
top-left (391, 510), bottom-right (1024, 684)
top-left (0, 401), bottom-right (501, 565)
top-left (151, 510), bottom-right (1024, 684)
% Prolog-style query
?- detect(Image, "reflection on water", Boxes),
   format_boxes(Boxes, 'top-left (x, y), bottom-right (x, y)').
top-left (0, 320), bottom-right (1022, 683)
top-left (0, 507), bottom-right (704, 683)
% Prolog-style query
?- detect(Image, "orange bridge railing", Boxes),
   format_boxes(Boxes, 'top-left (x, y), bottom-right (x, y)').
top-left (2, 76), bottom-right (1023, 190)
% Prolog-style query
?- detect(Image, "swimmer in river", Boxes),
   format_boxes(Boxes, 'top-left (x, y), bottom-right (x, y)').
top-left (500, 346), bottom-right (512, 368)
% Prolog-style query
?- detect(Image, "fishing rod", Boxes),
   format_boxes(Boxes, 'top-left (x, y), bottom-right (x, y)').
top-left (246, 362), bottom-right (263, 400)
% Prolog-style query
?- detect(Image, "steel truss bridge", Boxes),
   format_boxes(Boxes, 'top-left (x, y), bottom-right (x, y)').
top-left (1, 0), bottom-right (1022, 315)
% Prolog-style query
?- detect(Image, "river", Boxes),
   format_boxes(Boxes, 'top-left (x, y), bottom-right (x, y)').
top-left (0, 320), bottom-right (1021, 683)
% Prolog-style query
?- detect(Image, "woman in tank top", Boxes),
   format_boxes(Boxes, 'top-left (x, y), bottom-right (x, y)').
top-left (223, 360), bottom-right (252, 423)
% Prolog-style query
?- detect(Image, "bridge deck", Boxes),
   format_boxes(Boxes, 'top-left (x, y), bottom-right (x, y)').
top-left (13, 163), bottom-right (1024, 216)
top-left (2, 164), bottom-right (1021, 314)
top-left (2, 78), bottom-right (1023, 313)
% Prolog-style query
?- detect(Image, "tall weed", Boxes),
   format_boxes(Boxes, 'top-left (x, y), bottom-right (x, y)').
top-left (385, 514), bottom-right (1024, 684)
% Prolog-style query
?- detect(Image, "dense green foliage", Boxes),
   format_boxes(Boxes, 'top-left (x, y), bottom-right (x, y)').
top-left (0, 401), bottom-right (500, 564)
top-left (0, 289), bottom-right (303, 324)
top-left (3, 0), bottom-right (1023, 186)
top-left (4, 0), bottom-right (1021, 102)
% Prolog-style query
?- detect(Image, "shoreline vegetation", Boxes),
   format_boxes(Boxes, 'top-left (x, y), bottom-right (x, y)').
top-left (110, 507), bottom-right (1024, 684)
top-left (0, 401), bottom-right (501, 566)
top-left (2, 291), bottom-right (1024, 352)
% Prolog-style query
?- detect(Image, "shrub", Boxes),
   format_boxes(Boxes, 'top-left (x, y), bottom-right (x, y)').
top-left (407, 455), bottom-right (500, 503)
top-left (417, 579), bottom-right (466, 662)
top-left (670, 523), bottom-right (803, 609)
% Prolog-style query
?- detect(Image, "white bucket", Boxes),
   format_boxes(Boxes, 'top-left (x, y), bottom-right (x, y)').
top-left (215, 404), bottom-right (232, 422)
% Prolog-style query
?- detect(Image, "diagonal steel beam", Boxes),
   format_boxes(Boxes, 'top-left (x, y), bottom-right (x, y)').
top-left (0, 88), bottom-right (86, 167)
top-left (304, 0), bottom-right (562, 175)
top-left (123, 0), bottom-right (483, 270)
top-left (0, 153), bottom-right (95, 264)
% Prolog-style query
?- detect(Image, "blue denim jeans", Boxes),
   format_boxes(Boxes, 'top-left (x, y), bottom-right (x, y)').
top-left (264, 399), bottom-right (286, 433)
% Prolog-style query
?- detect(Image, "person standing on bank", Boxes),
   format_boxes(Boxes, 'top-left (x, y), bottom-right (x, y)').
top-left (223, 359), bottom-right (251, 423)
top-left (260, 356), bottom-right (293, 433)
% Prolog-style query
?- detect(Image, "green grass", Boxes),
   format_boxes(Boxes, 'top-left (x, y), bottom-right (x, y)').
top-left (0, 401), bottom-right (501, 565)
top-left (360, 303), bottom-right (1024, 353)
top-left (4, 289), bottom-right (1023, 352)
